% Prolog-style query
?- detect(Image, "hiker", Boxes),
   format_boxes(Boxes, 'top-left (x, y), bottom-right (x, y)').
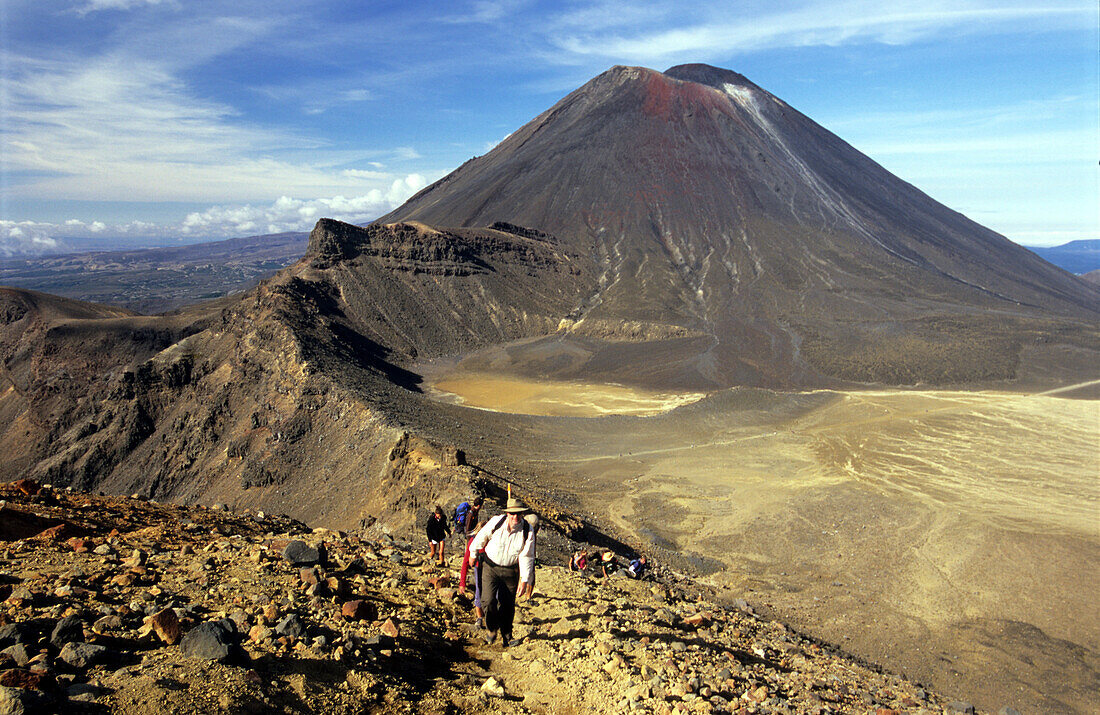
top-left (425, 505), bottom-right (450, 566)
top-left (458, 517), bottom-right (487, 626)
top-left (462, 496), bottom-right (484, 538)
top-left (600, 550), bottom-right (620, 578)
top-left (626, 554), bottom-right (648, 579)
top-left (569, 550), bottom-right (588, 573)
top-left (469, 497), bottom-right (536, 647)
top-left (456, 496), bottom-right (484, 595)
top-left (518, 512), bottom-right (540, 601)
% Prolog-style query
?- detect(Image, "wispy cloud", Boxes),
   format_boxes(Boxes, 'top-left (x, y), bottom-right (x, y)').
top-left (75, 0), bottom-right (173, 15)
top-left (546, 1), bottom-right (1092, 64)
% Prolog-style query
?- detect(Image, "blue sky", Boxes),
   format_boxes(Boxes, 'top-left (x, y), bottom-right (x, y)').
top-left (0, 0), bottom-right (1095, 255)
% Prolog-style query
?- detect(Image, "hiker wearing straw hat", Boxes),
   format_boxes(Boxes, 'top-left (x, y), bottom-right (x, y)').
top-left (469, 496), bottom-right (536, 647)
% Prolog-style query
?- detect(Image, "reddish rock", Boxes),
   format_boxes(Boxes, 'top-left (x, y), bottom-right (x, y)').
top-left (35, 524), bottom-right (69, 541)
top-left (11, 479), bottom-right (40, 496)
top-left (0, 668), bottom-right (52, 690)
top-left (299, 568), bottom-right (321, 585)
top-left (380, 618), bottom-right (400, 639)
top-left (249, 625), bottom-right (274, 643)
top-left (746, 685), bottom-right (769, 703)
top-left (66, 537), bottom-right (93, 552)
top-left (429, 574), bottom-right (451, 590)
top-left (111, 573), bottom-right (135, 587)
top-left (149, 608), bottom-right (181, 645)
top-left (683, 612), bottom-right (710, 627)
top-left (341, 600), bottom-right (376, 621)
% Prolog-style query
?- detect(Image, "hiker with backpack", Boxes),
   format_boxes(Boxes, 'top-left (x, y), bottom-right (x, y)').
top-left (626, 554), bottom-right (649, 579)
top-left (469, 497), bottom-right (536, 647)
top-left (456, 496), bottom-right (484, 596)
top-left (425, 505), bottom-right (450, 566)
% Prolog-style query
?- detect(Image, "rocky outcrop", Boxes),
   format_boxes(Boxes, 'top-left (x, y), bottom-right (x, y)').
top-left (0, 480), bottom-right (992, 714)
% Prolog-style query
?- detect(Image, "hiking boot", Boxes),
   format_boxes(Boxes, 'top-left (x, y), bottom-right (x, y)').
top-left (482, 630), bottom-right (497, 646)
top-left (474, 616), bottom-right (483, 630)
top-left (505, 636), bottom-right (522, 648)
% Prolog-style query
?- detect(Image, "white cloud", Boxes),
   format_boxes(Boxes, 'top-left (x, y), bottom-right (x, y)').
top-left (0, 174), bottom-right (431, 256)
top-left (76, 0), bottom-right (171, 14)
top-left (179, 175), bottom-right (429, 237)
top-left (546, 1), bottom-right (1092, 64)
top-left (0, 221), bottom-right (64, 257)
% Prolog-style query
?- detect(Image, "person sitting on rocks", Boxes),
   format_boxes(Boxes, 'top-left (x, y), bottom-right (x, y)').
top-left (425, 505), bottom-right (450, 566)
top-left (600, 550), bottom-right (620, 578)
top-left (469, 497), bottom-right (536, 647)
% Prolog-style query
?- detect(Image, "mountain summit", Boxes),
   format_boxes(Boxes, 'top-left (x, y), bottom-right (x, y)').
top-left (380, 64), bottom-right (1098, 387)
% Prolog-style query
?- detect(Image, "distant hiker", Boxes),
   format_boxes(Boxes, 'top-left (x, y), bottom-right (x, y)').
top-left (462, 496), bottom-right (484, 538)
top-left (426, 505), bottom-right (450, 566)
top-left (470, 497), bottom-right (536, 647)
top-left (518, 512), bottom-right (540, 601)
top-left (569, 550), bottom-right (588, 573)
top-left (600, 551), bottom-right (620, 578)
top-left (626, 554), bottom-right (648, 579)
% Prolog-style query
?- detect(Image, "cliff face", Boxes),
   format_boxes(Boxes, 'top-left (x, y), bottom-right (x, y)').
top-left (0, 220), bottom-right (601, 532)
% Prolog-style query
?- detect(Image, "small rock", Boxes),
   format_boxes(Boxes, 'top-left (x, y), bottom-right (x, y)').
top-left (148, 607), bottom-right (181, 645)
top-left (341, 600), bottom-right (377, 622)
top-left (4, 587), bottom-right (34, 607)
top-left (481, 677), bottom-right (506, 697)
top-left (998, 708), bottom-right (1022, 715)
top-left (249, 625), bottom-right (274, 643)
top-left (59, 642), bottom-right (110, 668)
top-left (275, 614), bottom-right (305, 639)
top-left (380, 619), bottom-right (400, 639)
top-left (0, 669), bottom-right (51, 691)
top-left (180, 621), bottom-right (236, 662)
top-left (0, 684), bottom-right (55, 714)
top-left (948, 702), bottom-right (976, 714)
top-left (283, 541), bottom-right (323, 566)
top-left (0, 644), bottom-right (30, 667)
top-left (50, 615), bottom-right (85, 649)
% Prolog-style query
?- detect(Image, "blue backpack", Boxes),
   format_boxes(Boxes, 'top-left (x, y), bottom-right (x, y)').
top-left (453, 502), bottom-right (471, 532)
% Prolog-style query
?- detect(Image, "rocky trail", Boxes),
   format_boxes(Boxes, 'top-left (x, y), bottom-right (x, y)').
top-left (0, 479), bottom-right (987, 714)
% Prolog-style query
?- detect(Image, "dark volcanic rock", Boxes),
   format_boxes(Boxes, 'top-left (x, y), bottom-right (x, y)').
top-left (180, 620), bottom-right (237, 662)
top-left (49, 615), bottom-right (85, 649)
top-left (282, 540), bottom-right (323, 566)
top-left (58, 641), bottom-right (110, 668)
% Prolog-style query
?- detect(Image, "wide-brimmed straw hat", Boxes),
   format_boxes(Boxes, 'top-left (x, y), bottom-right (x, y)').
top-left (601, 551), bottom-right (614, 562)
top-left (502, 497), bottom-right (528, 514)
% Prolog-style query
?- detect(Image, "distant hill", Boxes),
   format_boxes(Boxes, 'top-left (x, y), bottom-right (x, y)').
top-left (1026, 239), bottom-right (1100, 275)
top-left (0, 231), bottom-right (308, 314)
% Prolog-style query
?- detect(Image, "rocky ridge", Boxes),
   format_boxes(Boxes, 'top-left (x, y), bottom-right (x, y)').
top-left (0, 479), bottom-right (993, 714)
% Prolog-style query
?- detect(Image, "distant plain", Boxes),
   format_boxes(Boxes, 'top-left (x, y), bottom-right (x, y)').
top-left (428, 369), bottom-right (1100, 714)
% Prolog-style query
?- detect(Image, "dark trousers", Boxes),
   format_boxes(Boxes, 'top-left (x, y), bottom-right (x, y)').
top-left (480, 560), bottom-right (519, 638)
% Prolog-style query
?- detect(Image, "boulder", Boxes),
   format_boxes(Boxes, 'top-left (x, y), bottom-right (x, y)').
top-left (180, 621), bottom-right (236, 662)
top-left (282, 541), bottom-right (323, 566)
top-left (0, 685), bottom-right (54, 715)
top-left (59, 642), bottom-right (110, 668)
top-left (49, 615), bottom-right (85, 649)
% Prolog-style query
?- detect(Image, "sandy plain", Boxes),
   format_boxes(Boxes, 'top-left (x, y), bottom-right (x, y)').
top-left (428, 371), bottom-right (1100, 714)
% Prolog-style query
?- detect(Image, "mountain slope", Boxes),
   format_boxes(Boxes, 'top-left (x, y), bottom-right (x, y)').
top-left (380, 64), bottom-right (1099, 388)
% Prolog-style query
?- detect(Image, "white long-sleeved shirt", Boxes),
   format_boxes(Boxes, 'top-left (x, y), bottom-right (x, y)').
top-left (470, 514), bottom-right (536, 585)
